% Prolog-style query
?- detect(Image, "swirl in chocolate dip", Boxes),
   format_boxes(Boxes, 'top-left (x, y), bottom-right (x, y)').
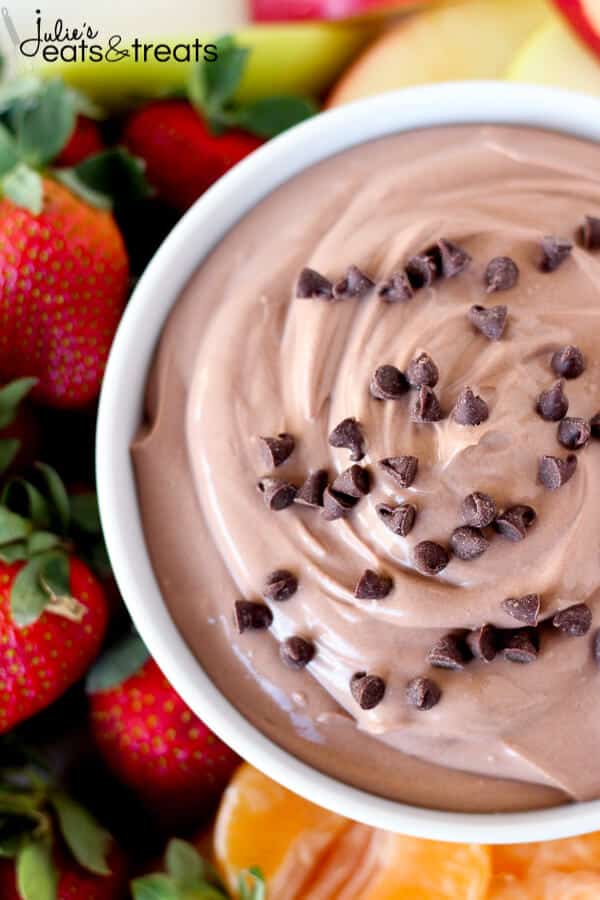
top-left (133, 125), bottom-right (600, 813)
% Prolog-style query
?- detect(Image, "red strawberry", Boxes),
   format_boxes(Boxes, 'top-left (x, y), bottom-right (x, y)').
top-left (88, 637), bottom-right (240, 826)
top-left (55, 115), bottom-right (105, 167)
top-left (0, 178), bottom-right (129, 408)
top-left (123, 100), bottom-right (263, 212)
top-left (0, 554), bottom-right (108, 733)
top-left (0, 843), bottom-right (127, 900)
top-left (122, 36), bottom-right (315, 212)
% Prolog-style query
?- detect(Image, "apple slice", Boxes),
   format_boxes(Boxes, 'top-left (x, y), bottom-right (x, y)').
top-left (552, 0), bottom-right (600, 59)
top-left (327, 0), bottom-right (549, 107)
top-left (508, 15), bottom-right (600, 94)
top-left (251, 0), bottom-right (424, 22)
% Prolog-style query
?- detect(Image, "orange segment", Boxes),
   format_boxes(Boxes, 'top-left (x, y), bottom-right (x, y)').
top-left (487, 874), bottom-right (530, 899)
top-left (354, 834), bottom-right (491, 900)
top-left (213, 764), bottom-right (491, 900)
top-left (493, 832), bottom-right (600, 879)
top-left (213, 764), bottom-right (348, 899)
top-left (489, 871), bottom-right (600, 899)
top-left (301, 823), bottom-right (379, 899)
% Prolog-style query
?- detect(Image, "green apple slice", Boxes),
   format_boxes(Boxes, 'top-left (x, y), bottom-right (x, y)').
top-left (36, 24), bottom-right (373, 111)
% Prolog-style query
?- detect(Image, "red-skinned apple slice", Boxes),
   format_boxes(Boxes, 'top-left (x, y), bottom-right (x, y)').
top-left (327, 0), bottom-right (548, 107)
top-left (553, 0), bottom-right (600, 57)
top-left (251, 0), bottom-right (425, 22)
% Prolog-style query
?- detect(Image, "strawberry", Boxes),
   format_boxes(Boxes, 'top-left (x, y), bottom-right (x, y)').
top-left (0, 78), bottom-right (131, 408)
top-left (55, 115), bottom-right (105, 167)
top-left (131, 838), bottom-right (264, 900)
top-left (0, 554), bottom-right (108, 733)
top-left (0, 178), bottom-right (128, 408)
top-left (0, 750), bottom-right (127, 900)
top-left (122, 35), bottom-right (315, 211)
top-left (0, 463), bottom-right (109, 732)
top-left (88, 636), bottom-right (240, 826)
top-left (123, 101), bottom-right (262, 212)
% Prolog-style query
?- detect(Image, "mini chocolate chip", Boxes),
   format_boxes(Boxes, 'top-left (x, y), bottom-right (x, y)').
top-left (436, 239), bottom-right (471, 278)
top-left (350, 672), bottom-right (386, 710)
top-left (257, 477), bottom-right (298, 510)
top-left (558, 417), bottom-right (590, 450)
top-left (503, 629), bottom-right (538, 664)
top-left (334, 265), bottom-right (374, 299)
top-left (452, 387), bottom-right (489, 426)
top-left (280, 636), bottom-right (315, 669)
top-left (329, 417), bottom-right (365, 461)
top-left (355, 569), bottom-right (393, 600)
top-left (296, 469), bottom-right (328, 508)
top-left (537, 380), bottom-right (568, 421)
top-left (540, 236), bottom-right (573, 272)
top-left (593, 629), bottom-right (600, 667)
top-left (410, 385), bottom-right (443, 423)
top-left (406, 676), bottom-right (441, 710)
top-left (450, 526), bottom-right (489, 560)
top-left (406, 352), bottom-right (439, 388)
top-left (467, 625), bottom-right (498, 662)
top-left (461, 492), bottom-right (497, 528)
top-left (485, 256), bottom-right (519, 293)
top-left (377, 271), bottom-right (414, 303)
top-left (296, 266), bottom-right (333, 299)
top-left (581, 215), bottom-right (600, 250)
top-left (263, 569), bottom-right (298, 603)
top-left (376, 502), bottom-right (417, 536)
top-left (370, 364), bottom-right (409, 400)
top-left (551, 345), bottom-right (585, 379)
top-left (406, 252), bottom-right (438, 289)
top-left (378, 455), bottom-right (418, 488)
top-left (468, 304), bottom-right (508, 341)
top-left (414, 541), bottom-right (450, 575)
top-left (494, 505), bottom-right (537, 542)
top-left (538, 454), bottom-right (577, 490)
top-left (332, 465), bottom-right (371, 498)
top-left (322, 486), bottom-right (357, 521)
top-left (234, 600), bottom-right (273, 633)
top-left (501, 594), bottom-right (540, 626)
top-left (552, 603), bottom-right (592, 637)
top-left (259, 433), bottom-right (295, 468)
top-left (591, 412), bottom-right (600, 439)
top-left (427, 633), bottom-right (469, 670)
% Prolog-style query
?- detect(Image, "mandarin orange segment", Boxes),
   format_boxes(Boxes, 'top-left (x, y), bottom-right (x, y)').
top-left (352, 834), bottom-right (492, 900)
top-left (489, 871), bottom-right (600, 899)
top-left (487, 874), bottom-right (530, 899)
top-left (213, 764), bottom-right (348, 899)
top-left (300, 822), bottom-right (380, 899)
top-left (493, 832), bottom-right (600, 880)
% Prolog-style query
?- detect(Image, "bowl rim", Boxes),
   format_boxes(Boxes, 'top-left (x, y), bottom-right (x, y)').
top-left (97, 81), bottom-right (600, 844)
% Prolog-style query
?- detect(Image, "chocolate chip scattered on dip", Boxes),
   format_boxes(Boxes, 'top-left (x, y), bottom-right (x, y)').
top-left (132, 126), bottom-right (600, 814)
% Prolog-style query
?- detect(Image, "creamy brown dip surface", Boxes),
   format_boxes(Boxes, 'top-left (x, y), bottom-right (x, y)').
top-left (132, 125), bottom-right (600, 813)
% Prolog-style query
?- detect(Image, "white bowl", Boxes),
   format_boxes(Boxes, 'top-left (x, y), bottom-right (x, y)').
top-left (97, 82), bottom-right (600, 844)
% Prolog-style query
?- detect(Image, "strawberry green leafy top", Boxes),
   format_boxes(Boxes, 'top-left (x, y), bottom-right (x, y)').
top-left (131, 839), bottom-right (266, 900)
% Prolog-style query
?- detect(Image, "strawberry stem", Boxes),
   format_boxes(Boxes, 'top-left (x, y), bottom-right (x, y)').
top-left (43, 589), bottom-right (86, 623)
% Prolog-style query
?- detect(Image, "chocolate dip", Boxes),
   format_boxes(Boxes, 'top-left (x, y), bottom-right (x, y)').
top-left (133, 125), bottom-right (600, 813)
